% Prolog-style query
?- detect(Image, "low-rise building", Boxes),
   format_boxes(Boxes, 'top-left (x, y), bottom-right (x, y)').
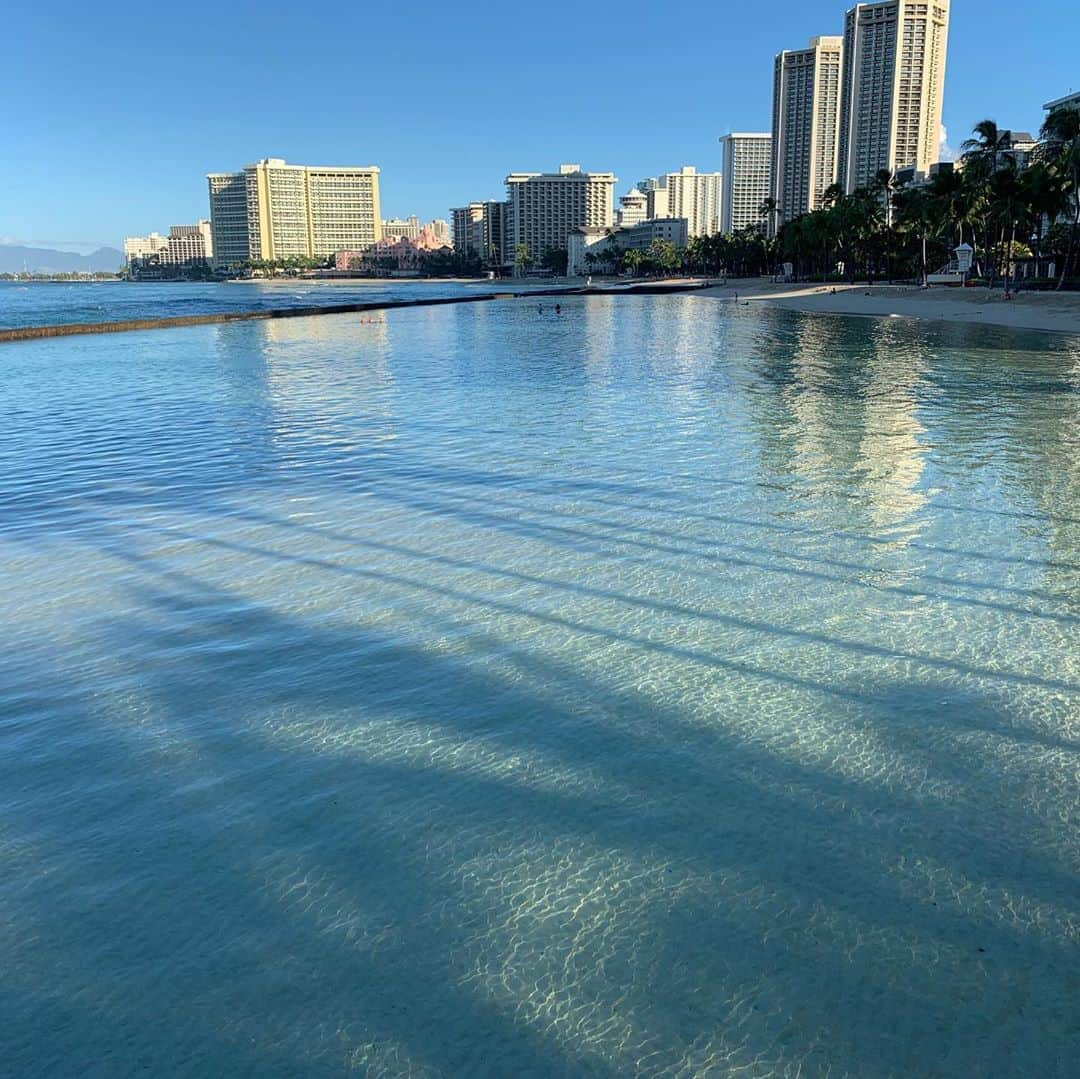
top-left (567, 218), bottom-right (688, 276)
top-left (1044, 91), bottom-right (1080, 115)
top-left (335, 223), bottom-right (450, 273)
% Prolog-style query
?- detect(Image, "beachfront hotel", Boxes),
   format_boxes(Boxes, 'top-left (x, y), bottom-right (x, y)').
top-left (123, 221), bottom-right (213, 268)
top-left (837, 0), bottom-right (951, 192)
top-left (719, 133), bottom-right (772, 234)
top-left (163, 221), bottom-right (213, 265)
top-left (567, 217), bottom-right (689, 276)
top-left (451, 201), bottom-right (506, 265)
top-left (770, 36), bottom-right (844, 230)
top-left (451, 203), bottom-right (484, 256)
top-left (122, 232), bottom-right (169, 263)
top-left (207, 158), bottom-right (381, 265)
top-left (640, 167), bottom-right (723, 237)
top-left (504, 165), bottom-right (616, 263)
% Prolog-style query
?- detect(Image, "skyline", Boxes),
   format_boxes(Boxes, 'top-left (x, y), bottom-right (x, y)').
top-left (4, 0), bottom-right (1077, 252)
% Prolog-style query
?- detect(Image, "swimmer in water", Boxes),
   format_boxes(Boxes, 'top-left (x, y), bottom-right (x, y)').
top-left (538, 303), bottom-right (543, 314)
top-left (555, 304), bottom-right (561, 315)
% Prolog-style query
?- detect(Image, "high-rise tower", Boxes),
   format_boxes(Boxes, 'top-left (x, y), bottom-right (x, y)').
top-left (837, 0), bottom-right (950, 192)
top-left (771, 36), bottom-right (844, 228)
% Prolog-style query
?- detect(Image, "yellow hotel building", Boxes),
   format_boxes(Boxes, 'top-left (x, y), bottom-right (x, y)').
top-left (207, 158), bottom-right (381, 266)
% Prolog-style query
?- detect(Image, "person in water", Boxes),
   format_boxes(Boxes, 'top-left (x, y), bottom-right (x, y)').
top-left (555, 304), bottom-right (561, 315)
top-left (537, 303), bottom-right (543, 314)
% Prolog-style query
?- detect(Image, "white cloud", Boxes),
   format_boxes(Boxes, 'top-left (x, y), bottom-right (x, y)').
top-left (938, 124), bottom-right (959, 163)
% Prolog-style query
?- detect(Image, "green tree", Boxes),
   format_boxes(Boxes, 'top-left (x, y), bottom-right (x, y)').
top-left (1039, 106), bottom-right (1080, 288)
top-left (621, 248), bottom-right (645, 276)
top-left (647, 238), bottom-right (679, 276)
top-left (540, 248), bottom-right (568, 275)
top-left (926, 167), bottom-right (971, 247)
top-left (961, 120), bottom-right (1014, 284)
top-left (1019, 161), bottom-right (1069, 280)
top-left (514, 243), bottom-right (533, 276)
top-left (894, 187), bottom-right (938, 287)
top-left (758, 196), bottom-right (780, 238)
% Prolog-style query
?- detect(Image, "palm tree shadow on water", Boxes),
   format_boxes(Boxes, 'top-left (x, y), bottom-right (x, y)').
top-left (4, 542), bottom-right (1078, 1077)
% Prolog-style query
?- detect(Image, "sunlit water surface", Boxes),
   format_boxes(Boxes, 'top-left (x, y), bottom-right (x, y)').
top-left (0, 279), bottom-right (542, 330)
top-left (1, 296), bottom-right (1078, 1076)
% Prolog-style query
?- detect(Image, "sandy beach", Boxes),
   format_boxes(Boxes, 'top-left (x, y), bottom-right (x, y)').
top-left (696, 280), bottom-right (1080, 335)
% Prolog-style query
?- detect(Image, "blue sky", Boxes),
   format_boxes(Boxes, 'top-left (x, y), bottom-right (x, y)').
top-left (3, 0), bottom-right (1076, 251)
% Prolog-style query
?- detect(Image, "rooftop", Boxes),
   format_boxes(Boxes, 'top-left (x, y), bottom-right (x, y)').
top-left (1043, 90), bottom-right (1080, 110)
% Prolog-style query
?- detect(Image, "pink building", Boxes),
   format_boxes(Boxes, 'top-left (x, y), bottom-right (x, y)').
top-left (335, 225), bottom-right (450, 272)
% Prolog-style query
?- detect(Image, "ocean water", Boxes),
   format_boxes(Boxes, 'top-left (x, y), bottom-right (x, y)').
top-left (0, 279), bottom-right (524, 330)
top-left (1, 295), bottom-right (1077, 1077)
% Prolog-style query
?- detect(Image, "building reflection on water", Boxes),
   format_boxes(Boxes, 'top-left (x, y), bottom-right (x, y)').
top-left (749, 311), bottom-right (929, 546)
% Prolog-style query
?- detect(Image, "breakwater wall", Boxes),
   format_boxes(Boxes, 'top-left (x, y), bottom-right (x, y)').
top-left (0, 281), bottom-right (715, 344)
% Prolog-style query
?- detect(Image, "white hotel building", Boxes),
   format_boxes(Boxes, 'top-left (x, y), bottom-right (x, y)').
top-left (643, 167), bottom-right (723, 237)
top-left (837, 0), bottom-right (951, 192)
top-left (719, 133), bottom-right (773, 234)
top-left (504, 164), bottom-right (616, 264)
top-left (771, 36), bottom-right (844, 229)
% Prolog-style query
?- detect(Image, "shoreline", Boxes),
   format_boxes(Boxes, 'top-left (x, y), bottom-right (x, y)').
top-left (695, 280), bottom-right (1080, 335)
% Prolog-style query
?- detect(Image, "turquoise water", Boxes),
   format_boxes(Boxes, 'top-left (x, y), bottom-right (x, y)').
top-left (1, 295), bottom-right (1078, 1076)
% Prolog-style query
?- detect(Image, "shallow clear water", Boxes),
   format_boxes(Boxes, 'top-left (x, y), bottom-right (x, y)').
top-left (0, 279), bottom-right (531, 330)
top-left (1, 296), bottom-right (1078, 1076)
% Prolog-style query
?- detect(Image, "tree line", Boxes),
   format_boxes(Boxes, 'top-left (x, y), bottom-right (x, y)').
top-left (775, 112), bottom-right (1079, 289)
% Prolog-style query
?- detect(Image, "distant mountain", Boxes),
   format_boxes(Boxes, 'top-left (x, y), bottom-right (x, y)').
top-left (0, 244), bottom-right (124, 274)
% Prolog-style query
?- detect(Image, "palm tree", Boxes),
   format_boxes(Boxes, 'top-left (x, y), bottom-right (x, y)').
top-left (514, 243), bottom-right (532, 277)
top-left (622, 248), bottom-right (645, 276)
top-left (872, 169), bottom-right (899, 278)
top-left (894, 187), bottom-right (937, 287)
top-left (1039, 107), bottom-right (1080, 288)
top-left (1018, 161), bottom-right (1069, 281)
top-left (961, 120), bottom-right (1013, 284)
top-left (988, 162), bottom-right (1028, 288)
top-left (686, 235), bottom-right (709, 275)
top-left (758, 196), bottom-right (780, 239)
top-left (926, 168), bottom-right (969, 247)
top-left (779, 213), bottom-right (807, 280)
top-left (872, 169), bottom-right (897, 226)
